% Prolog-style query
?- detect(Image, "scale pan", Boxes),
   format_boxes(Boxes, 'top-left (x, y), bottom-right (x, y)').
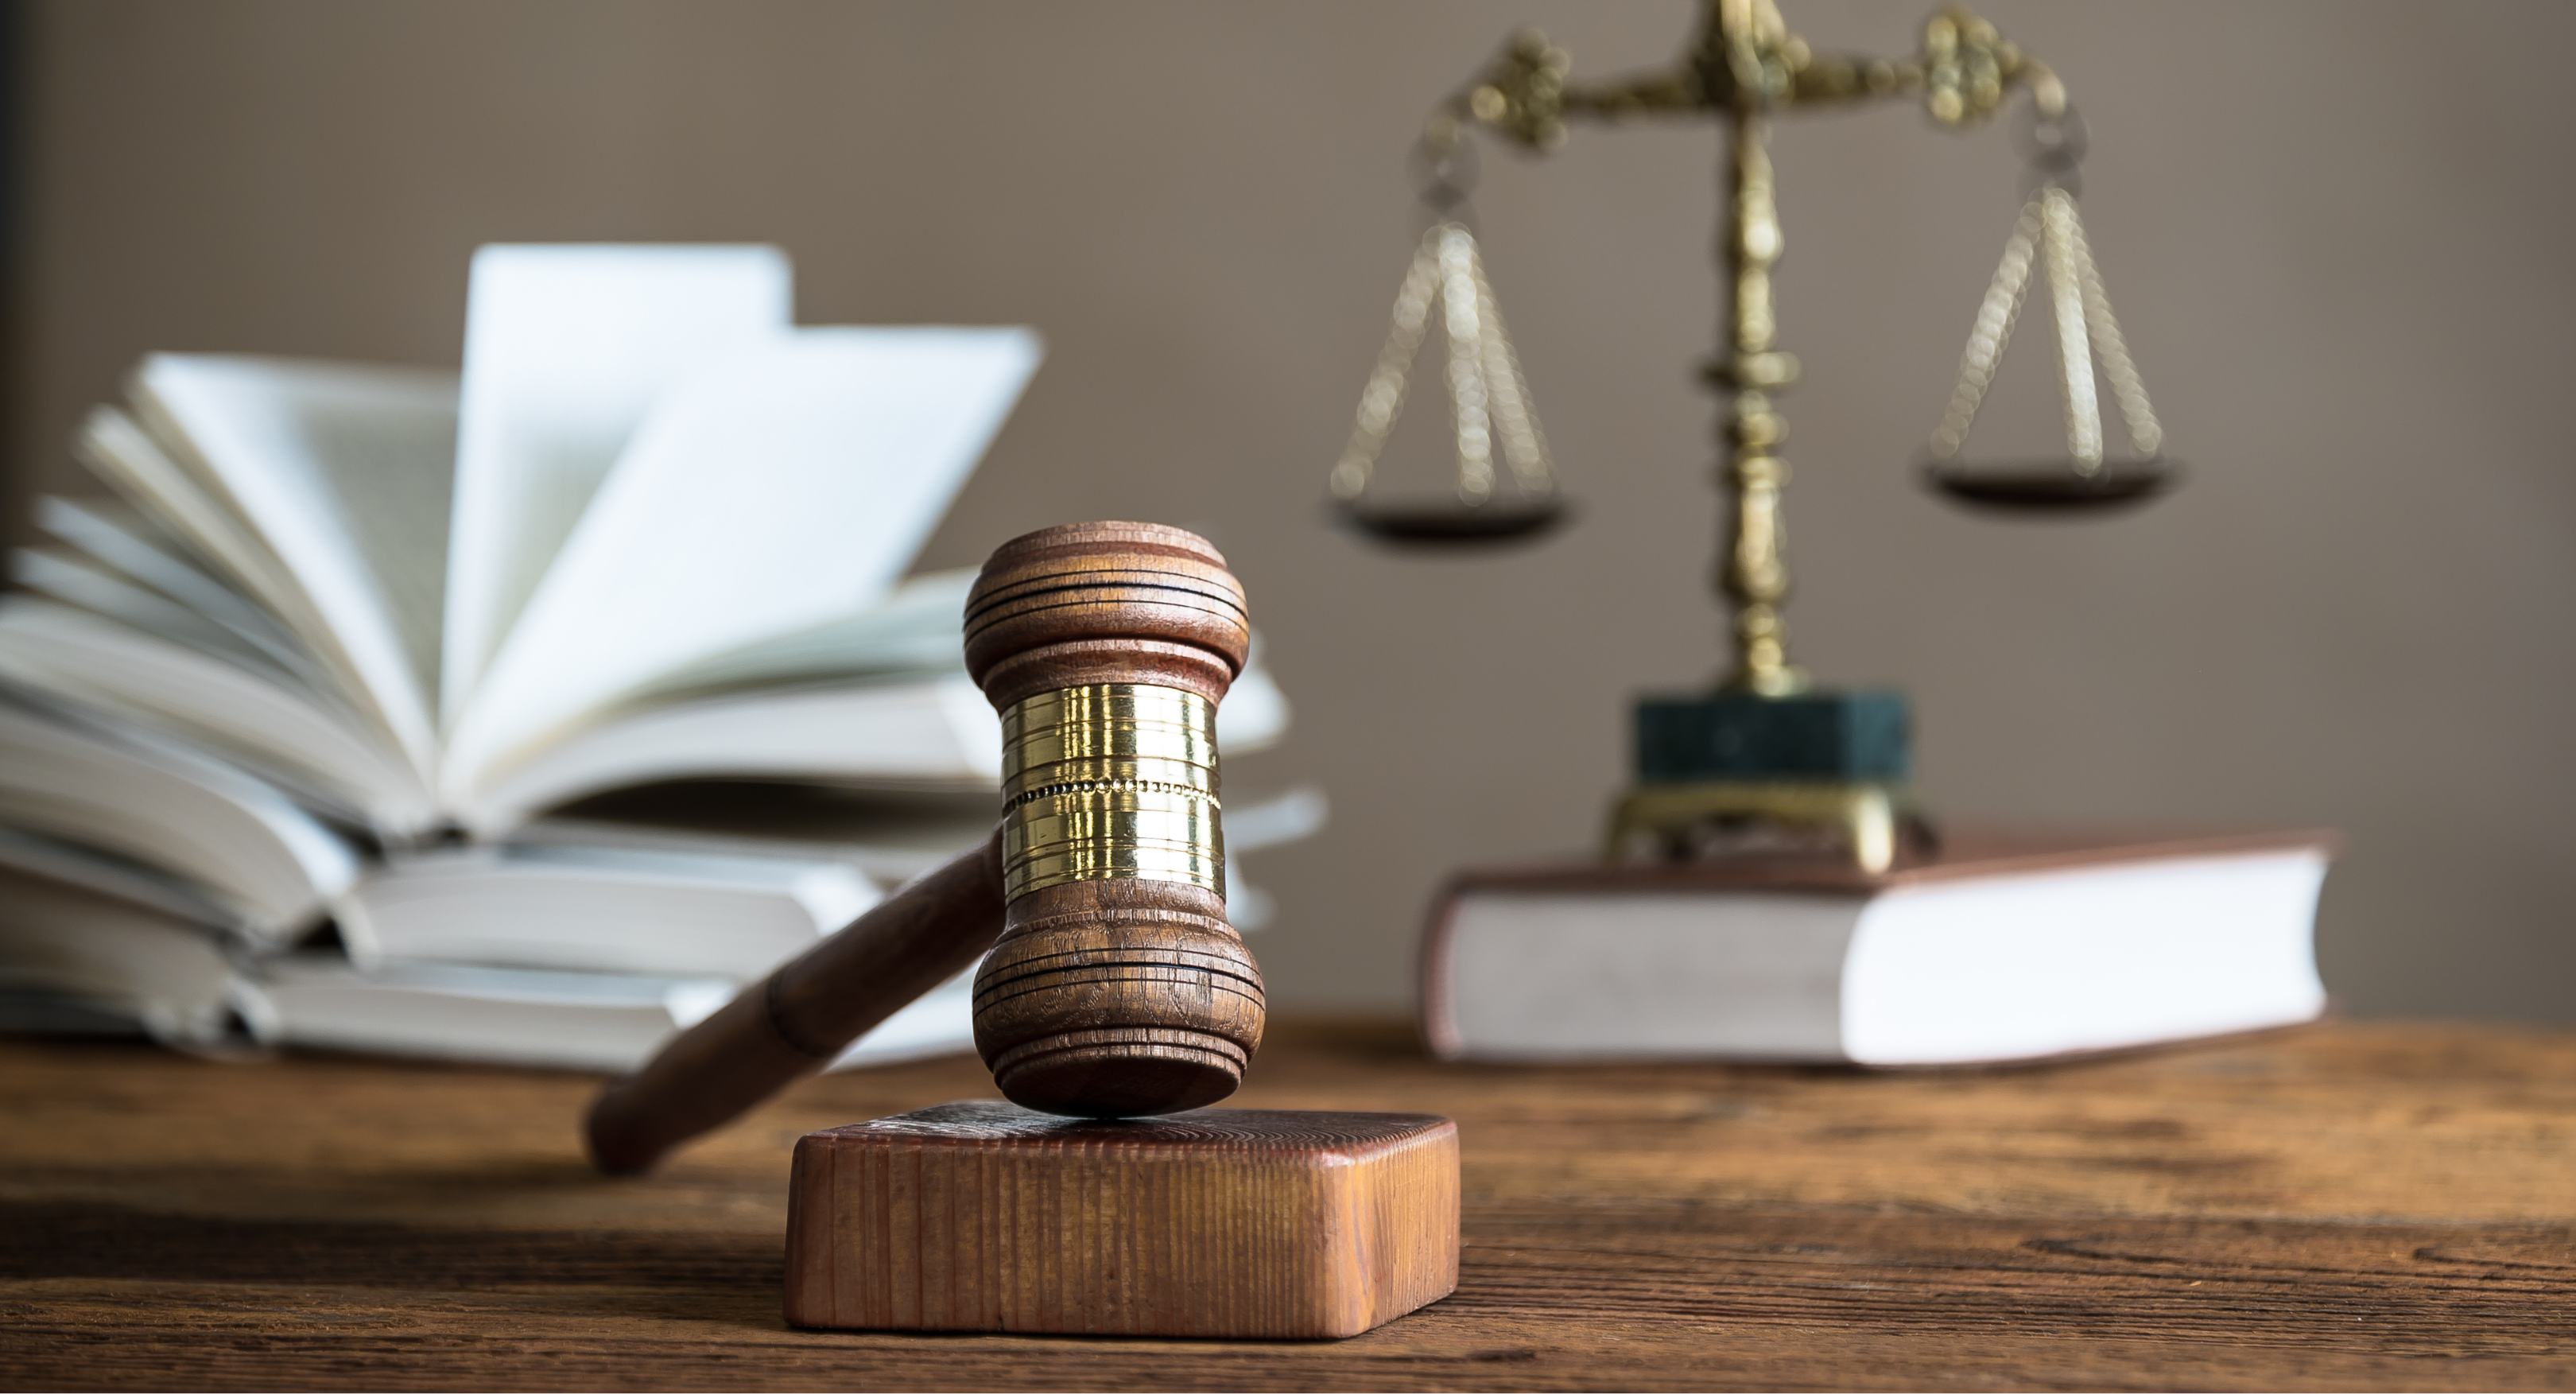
top-left (1924, 457), bottom-right (2177, 514)
top-left (1334, 496), bottom-right (1572, 546)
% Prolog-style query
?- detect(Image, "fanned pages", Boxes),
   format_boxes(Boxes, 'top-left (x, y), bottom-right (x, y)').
top-left (14, 251), bottom-right (1061, 833)
top-left (443, 246), bottom-right (791, 720)
top-left (76, 406), bottom-right (313, 649)
top-left (464, 678), bottom-right (1003, 837)
top-left (442, 327), bottom-right (1039, 802)
top-left (33, 495), bottom-right (312, 674)
top-left (0, 242), bottom-right (1319, 1075)
top-left (0, 596), bottom-right (432, 831)
top-left (0, 701), bottom-right (356, 942)
top-left (127, 356), bottom-right (458, 777)
top-left (630, 569), bottom-right (982, 701)
top-left (11, 549), bottom-right (287, 680)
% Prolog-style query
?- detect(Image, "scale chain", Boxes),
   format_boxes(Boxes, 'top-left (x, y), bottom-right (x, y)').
top-left (2064, 202), bottom-right (2161, 458)
top-left (1928, 184), bottom-right (2159, 472)
top-left (2042, 187), bottom-right (2105, 469)
top-left (1329, 231), bottom-right (1441, 503)
top-left (1440, 229), bottom-right (1497, 502)
top-left (1332, 222), bottom-right (1560, 508)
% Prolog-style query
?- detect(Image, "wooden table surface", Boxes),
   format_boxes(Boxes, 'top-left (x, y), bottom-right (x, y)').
top-left (6, 1019), bottom-right (2575, 1391)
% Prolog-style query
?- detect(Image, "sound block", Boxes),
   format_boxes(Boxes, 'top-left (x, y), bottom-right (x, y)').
top-left (784, 1101), bottom-right (1459, 1339)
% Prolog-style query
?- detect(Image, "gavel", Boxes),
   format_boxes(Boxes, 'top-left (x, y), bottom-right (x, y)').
top-left (585, 522), bottom-right (1266, 1175)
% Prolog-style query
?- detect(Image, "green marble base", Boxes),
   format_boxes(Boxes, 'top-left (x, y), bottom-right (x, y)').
top-left (1633, 689), bottom-right (1911, 784)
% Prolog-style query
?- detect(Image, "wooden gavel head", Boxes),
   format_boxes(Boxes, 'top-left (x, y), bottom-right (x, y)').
top-left (963, 522), bottom-right (1266, 1118)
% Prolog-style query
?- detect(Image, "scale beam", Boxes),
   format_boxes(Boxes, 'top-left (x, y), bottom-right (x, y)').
top-left (1437, 2), bottom-right (2063, 693)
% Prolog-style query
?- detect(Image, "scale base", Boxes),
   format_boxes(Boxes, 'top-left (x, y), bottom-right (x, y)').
top-left (785, 1101), bottom-right (1459, 1339)
top-left (1635, 688), bottom-right (1911, 782)
top-left (1616, 689), bottom-right (1930, 872)
top-left (1607, 778), bottom-right (1934, 874)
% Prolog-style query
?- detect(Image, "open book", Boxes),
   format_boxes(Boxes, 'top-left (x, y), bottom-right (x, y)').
top-left (8, 245), bottom-right (1047, 842)
top-left (0, 244), bottom-right (1299, 1064)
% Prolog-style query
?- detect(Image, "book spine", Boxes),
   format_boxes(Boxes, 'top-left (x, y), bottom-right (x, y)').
top-left (1414, 877), bottom-right (1468, 1062)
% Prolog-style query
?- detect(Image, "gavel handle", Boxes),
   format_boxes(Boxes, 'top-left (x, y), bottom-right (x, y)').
top-left (584, 826), bottom-right (1005, 1175)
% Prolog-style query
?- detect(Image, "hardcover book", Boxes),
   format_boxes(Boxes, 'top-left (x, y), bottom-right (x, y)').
top-left (1420, 829), bottom-right (2336, 1066)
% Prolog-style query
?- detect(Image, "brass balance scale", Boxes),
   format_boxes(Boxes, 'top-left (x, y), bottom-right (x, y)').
top-left (1331, 1), bottom-right (2171, 873)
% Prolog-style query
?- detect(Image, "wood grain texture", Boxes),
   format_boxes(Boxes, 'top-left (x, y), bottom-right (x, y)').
top-left (962, 520), bottom-right (1250, 710)
top-left (782, 1102), bottom-right (1457, 1337)
top-left (8, 1020), bottom-right (2576, 1388)
top-left (972, 880), bottom-right (1263, 1118)
top-left (965, 521), bottom-right (1264, 1118)
top-left (590, 518), bottom-right (1266, 1164)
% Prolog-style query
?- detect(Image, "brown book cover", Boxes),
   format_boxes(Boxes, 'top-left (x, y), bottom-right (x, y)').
top-left (1418, 826), bottom-right (2342, 1062)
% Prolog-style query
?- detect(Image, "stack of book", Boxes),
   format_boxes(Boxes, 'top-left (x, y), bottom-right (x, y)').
top-left (0, 245), bottom-right (1296, 1070)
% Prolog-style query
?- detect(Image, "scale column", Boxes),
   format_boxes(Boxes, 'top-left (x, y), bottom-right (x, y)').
top-left (1608, 0), bottom-right (1922, 872)
top-left (1713, 109), bottom-right (1807, 697)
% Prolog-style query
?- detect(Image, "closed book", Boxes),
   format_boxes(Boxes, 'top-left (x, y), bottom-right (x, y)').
top-left (339, 843), bottom-right (883, 979)
top-left (1420, 829), bottom-right (2337, 1066)
top-left (0, 827), bottom-right (259, 1049)
top-left (254, 955), bottom-right (978, 1074)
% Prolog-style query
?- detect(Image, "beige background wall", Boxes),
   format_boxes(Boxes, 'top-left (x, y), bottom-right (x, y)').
top-left (11, 1), bottom-right (2574, 1019)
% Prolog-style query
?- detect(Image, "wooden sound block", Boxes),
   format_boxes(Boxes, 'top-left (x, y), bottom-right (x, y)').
top-left (784, 1102), bottom-right (1459, 1339)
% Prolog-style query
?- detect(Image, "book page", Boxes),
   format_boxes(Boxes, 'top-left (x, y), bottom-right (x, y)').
top-left (34, 496), bottom-right (328, 689)
top-left (441, 327), bottom-right (1039, 804)
top-left (11, 549), bottom-right (285, 680)
top-left (0, 596), bottom-right (435, 834)
top-left (625, 568), bottom-right (978, 703)
top-left (343, 844), bottom-right (877, 978)
top-left (0, 825), bottom-right (238, 928)
top-left (74, 409), bottom-right (401, 754)
top-left (459, 676), bottom-right (999, 836)
top-left (76, 407), bottom-right (306, 639)
top-left (130, 355), bottom-right (456, 778)
top-left (0, 859), bottom-right (249, 1047)
top-left (254, 957), bottom-right (735, 1073)
top-left (441, 245), bottom-right (791, 723)
top-left (0, 699), bottom-right (359, 941)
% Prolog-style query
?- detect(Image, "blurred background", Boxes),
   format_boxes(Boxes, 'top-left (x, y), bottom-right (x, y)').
top-left (6, 0), bottom-right (2571, 1021)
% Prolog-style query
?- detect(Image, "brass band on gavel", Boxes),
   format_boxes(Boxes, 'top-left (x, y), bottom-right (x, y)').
top-left (962, 520), bottom-right (1265, 1119)
top-left (999, 683), bottom-right (1224, 903)
top-left (580, 522), bottom-right (1267, 1173)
